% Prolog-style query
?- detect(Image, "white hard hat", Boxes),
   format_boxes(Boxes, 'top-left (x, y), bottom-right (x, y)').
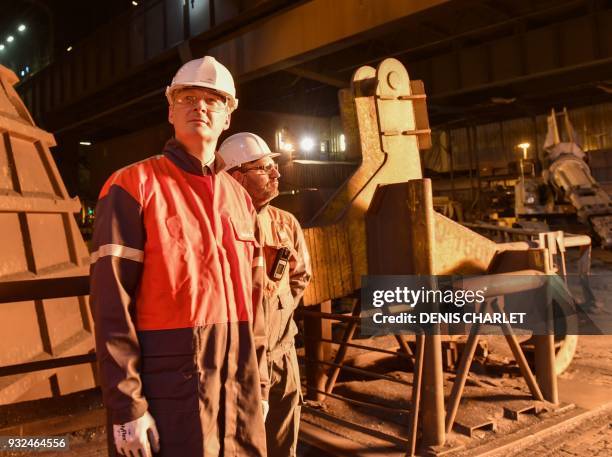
top-left (166, 56), bottom-right (238, 111)
top-left (218, 132), bottom-right (280, 171)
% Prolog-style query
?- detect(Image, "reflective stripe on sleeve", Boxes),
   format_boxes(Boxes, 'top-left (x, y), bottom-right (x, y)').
top-left (253, 256), bottom-right (265, 268)
top-left (91, 243), bottom-right (145, 264)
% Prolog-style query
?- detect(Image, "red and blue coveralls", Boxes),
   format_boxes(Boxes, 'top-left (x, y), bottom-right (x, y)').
top-left (90, 139), bottom-right (268, 456)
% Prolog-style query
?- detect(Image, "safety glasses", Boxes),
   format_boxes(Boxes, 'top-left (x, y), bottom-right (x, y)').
top-left (173, 93), bottom-right (227, 112)
top-left (242, 162), bottom-right (279, 174)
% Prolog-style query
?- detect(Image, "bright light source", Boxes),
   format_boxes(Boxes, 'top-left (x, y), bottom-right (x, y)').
top-left (280, 142), bottom-right (294, 153)
top-left (18, 24), bottom-right (26, 32)
top-left (277, 130), bottom-right (291, 153)
top-left (0, 44), bottom-right (4, 51)
top-left (517, 142), bottom-right (530, 159)
top-left (66, 46), bottom-right (72, 52)
top-left (79, 141), bottom-right (92, 146)
top-left (339, 134), bottom-right (346, 152)
top-left (132, 0), bottom-right (138, 5)
top-left (25, 65), bottom-right (29, 73)
top-left (20, 70), bottom-right (24, 77)
top-left (6, 36), bottom-right (14, 43)
top-left (300, 136), bottom-right (315, 152)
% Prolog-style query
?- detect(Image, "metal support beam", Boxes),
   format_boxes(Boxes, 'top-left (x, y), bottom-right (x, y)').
top-left (285, 67), bottom-right (347, 88)
top-left (324, 299), bottom-right (360, 394)
top-left (0, 194), bottom-right (81, 214)
top-left (0, 117), bottom-right (55, 146)
top-left (304, 300), bottom-right (332, 401)
top-left (0, 275), bottom-right (89, 304)
top-left (421, 334), bottom-right (446, 448)
top-left (209, 0), bottom-right (450, 82)
top-left (535, 335), bottom-right (559, 403)
top-left (0, 353), bottom-right (96, 378)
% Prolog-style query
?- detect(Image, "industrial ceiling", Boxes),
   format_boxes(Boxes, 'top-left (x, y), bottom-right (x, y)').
top-left (3, 0), bottom-right (612, 142)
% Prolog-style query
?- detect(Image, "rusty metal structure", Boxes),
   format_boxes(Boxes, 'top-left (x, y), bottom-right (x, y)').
top-left (301, 59), bottom-right (431, 305)
top-left (299, 58), bottom-right (573, 454)
top-left (462, 222), bottom-right (595, 375)
top-left (0, 65), bottom-right (95, 405)
top-left (544, 108), bottom-right (612, 247)
top-left (514, 108), bottom-right (612, 247)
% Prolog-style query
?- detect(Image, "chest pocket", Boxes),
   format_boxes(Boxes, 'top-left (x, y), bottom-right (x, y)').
top-left (229, 217), bottom-right (257, 244)
top-left (263, 236), bottom-right (296, 309)
top-left (263, 220), bottom-right (294, 262)
top-left (275, 222), bottom-right (292, 246)
top-left (263, 243), bottom-right (294, 284)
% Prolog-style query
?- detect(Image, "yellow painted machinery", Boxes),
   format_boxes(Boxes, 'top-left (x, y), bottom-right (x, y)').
top-left (299, 58), bottom-right (574, 453)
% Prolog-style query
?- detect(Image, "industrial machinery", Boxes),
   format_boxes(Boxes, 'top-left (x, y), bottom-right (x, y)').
top-left (0, 65), bottom-right (95, 405)
top-left (515, 108), bottom-right (612, 247)
top-left (0, 57), bottom-right (586, 454)
top-left (298, 58), bottom-right (575, 454)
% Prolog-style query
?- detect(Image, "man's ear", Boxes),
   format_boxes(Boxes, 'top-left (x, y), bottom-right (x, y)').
top-left (230, 170), bottom-right (246, 185)
top-left (223, 112), bottom-right (231, 131)
top-left (168, 105), bottom-right (174, 125)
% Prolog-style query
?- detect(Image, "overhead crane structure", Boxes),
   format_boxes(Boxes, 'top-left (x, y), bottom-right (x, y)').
top-left (15, 0), bottom-right (612, 148)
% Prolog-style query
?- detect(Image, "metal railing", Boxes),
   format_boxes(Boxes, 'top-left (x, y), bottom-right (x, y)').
top-left (296, 304), bottom-right (423, 454)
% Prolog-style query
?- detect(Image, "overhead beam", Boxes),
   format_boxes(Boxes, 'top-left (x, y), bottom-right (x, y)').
top-left (480, 1), bottom-right (513, 19)
top-left (415, 9), bottom-right (612, 100)
top-left (207, 0), bottom-right (450, 82)
top-left (284, 67), bottom-right (347, 88)
top-left (419, 21), bottom-right (451, 39)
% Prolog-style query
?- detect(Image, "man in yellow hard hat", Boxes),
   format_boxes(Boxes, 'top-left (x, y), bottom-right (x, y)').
top-left (219, 132), bottom-right (312, 457)
top-left (90, 57), bottom-right (269, 457)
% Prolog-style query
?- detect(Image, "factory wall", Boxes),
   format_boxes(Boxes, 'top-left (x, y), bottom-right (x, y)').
top-left (425, 101), bottom-right (612, 174)
top-left (228, 109), bottom-right (341, 160)
top-left (86, 109), bottom-right (343, 197)
top-left (87, 123), bottom-right (173, 199)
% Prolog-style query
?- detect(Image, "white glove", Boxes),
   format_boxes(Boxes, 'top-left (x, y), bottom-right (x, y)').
top-left (262, 400), bottom-right (269, 422)
top-left (113, 411), bottom-right (160, 457)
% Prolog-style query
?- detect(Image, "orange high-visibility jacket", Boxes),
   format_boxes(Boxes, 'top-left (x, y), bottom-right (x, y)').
top-left (90, 139), bottom-right (268, 457)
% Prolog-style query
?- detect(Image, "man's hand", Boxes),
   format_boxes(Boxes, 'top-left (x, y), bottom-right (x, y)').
top-left (262, 400), bottom-right (269, 422)
top-left (113, 411), bottom-right (160, 457)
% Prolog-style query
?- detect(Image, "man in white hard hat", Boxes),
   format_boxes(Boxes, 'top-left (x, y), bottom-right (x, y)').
top-left (218, 132), bottom-right (312, 457)
top-left (90, 57), bottom-right (269, 457)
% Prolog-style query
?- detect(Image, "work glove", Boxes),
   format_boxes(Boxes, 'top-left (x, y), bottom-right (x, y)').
top-left (113, 411), bottom-right (160, 457)
top-left (262, 400), bottom-right (269, 422)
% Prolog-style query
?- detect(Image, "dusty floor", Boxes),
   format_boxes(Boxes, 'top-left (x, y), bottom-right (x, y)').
top-left (0, 249), bottom-right (611, 456)
top-left (297, 247), bottom-right (612, 456)
top-left (0, 423), bottom-right (331, 457)
top-left (296, 335), bottom-right (612, 456)
top-left (503, 407), bottom-right (612, 457)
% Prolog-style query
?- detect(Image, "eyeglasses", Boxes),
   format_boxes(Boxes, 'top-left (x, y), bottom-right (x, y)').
top-left (242, 162), bottom-right (279, 174)
top-left (173, 93), bottom-right (227, 112)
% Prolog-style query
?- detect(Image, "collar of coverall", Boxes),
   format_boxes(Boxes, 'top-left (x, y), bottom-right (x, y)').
top-left (163, 138), bottom-right (227, 176)
top-left (256, 202), bottom-right (271, 214)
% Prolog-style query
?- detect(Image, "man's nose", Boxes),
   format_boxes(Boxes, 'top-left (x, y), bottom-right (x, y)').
top-left (270, 167), bottom-right (281, 178)
top-left (192, 99), bottom-right (208, 112)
